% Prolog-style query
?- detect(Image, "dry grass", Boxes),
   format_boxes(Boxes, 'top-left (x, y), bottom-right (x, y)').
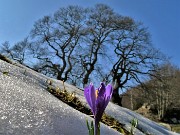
top-left (47, 81), bottom-right (129, 134)
top-left (171, 124), bottom-right (180, 133)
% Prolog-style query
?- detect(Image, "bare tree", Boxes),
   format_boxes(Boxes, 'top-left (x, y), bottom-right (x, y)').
top-left (71, 4), bottom-right (135, 87)
top-left (30, 6), bottom-right (87, 81)
top-left (110, 22), bottom-right (164, 105)
top-left (0, 38), bottom-right (31, 64)
top-left (0, 5), bottom-right (166, 106)
top-left (126, 63), bottom-right (180, 119)
top-left (0, 41), bottom-right (13, 58)
top-left (149, 63), bottom-right (179, 119)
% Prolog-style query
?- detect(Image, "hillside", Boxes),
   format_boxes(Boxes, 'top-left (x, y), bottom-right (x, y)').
top-left (0, 59), bottom-right (179, 135)
top-left (121, 82), bottom-right (180, 124)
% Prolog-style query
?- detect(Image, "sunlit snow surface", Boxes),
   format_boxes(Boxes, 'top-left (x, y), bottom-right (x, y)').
top-left (53, 71), bottom-right (180, 134)
top-left (0, 59), bottom-right (179, 135)
top-left (0, 60), bottom-right (120, 135)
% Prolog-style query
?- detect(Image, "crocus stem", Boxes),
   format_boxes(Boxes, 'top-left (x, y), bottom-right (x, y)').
top-left (95, 120), bottom-right (98, 135)
top-left (95, 119), bottom-right (100, 135)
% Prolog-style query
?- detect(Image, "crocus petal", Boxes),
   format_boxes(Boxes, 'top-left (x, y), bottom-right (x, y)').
top-left (105, 84), bottom-right (113, 99)
top-left (97, 83), bottom-right (113, 110)
top-left (95, 83), bottom-right (113, 123)
top-left (104, 84), bottom-right (113, 107)
top-left (89, 83), bottom-right (96, 115)
top-left (95, 83), bottom-right (107, 123)
top-left (84, 83), bottom-right (96, 115)
top-left (95, 96), bottom-right (106, 123)
top-left (84, 86), bottom-right (92, 108)
top-left (98, 82), bottom-right (106, 97)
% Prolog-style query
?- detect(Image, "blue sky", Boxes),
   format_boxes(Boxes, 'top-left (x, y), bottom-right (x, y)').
top-left (0, 0), bottom-right (180, 67)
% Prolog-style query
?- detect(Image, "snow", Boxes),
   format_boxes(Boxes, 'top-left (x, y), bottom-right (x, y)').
top-left (52, 80), bottom-right (180, 135)
top-left (0, 60), bottom-right (120, 135)
top-left (0, 59), bottom-right (179, 135)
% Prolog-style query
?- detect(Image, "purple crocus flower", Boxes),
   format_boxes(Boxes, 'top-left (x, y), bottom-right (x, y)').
top-left (84, 82), bottom-right (113, 135)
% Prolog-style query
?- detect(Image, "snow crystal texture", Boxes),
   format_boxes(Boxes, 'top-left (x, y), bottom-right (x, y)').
top-left (0, 60), bottom-right (120, 135)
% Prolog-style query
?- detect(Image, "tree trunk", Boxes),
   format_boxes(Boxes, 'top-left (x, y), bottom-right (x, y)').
top-left (111, 79), bottom-right (122, 106)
